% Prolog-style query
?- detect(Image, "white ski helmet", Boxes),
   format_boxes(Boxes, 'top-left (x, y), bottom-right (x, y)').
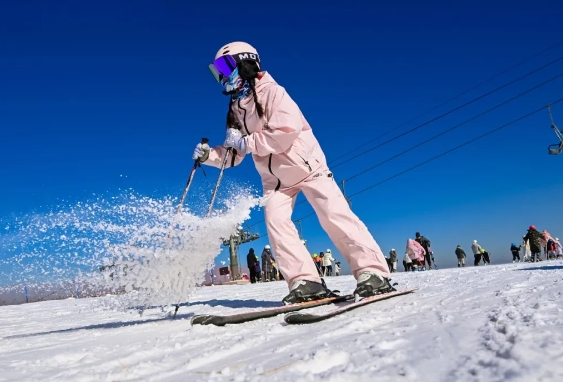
top-left (473, 240), bottom-right (477, 243)
top-left (214, 41), bottom-right (261, 69)
top-left (264, 244), bottom-right (271, 250)
top-left (326, 249), bottom-right (331, 253)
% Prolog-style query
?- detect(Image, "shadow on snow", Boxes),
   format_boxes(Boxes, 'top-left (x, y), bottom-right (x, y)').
top-left (181, 299), bottom-right (282, 309)
top-left (516, 265), bottom-right (563, 271)
top-left (4, 312), bottom-right (195, 339)
top-left (4, 299), bottom-right (281, 339)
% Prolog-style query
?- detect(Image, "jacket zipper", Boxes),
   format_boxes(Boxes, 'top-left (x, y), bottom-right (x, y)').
top-left (238, 99), bottom-right (280, 190)
top-left (268, 154), bottom-right (281, 191)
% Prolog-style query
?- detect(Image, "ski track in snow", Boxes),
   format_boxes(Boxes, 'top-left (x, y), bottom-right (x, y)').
top-left (1, 262), bottom-right (563, 381)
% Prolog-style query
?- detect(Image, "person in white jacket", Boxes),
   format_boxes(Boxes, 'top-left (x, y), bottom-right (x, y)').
top-left (403, 253), bottom-right (413, 272)
top-left (322, 249), bottom-right (335, 276)
top-left (555, 238), bottom-right (563, 259)
top-left (334, 262), bottom-right (341, 276)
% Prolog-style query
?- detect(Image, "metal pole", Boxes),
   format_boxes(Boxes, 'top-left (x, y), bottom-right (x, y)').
top-left (165, 138), bottom-right (208, 245)
top-left (174, 138), bottom-right (209, 217)
top-left (229, 236), bottom-right (240, 280)
top-left (173, 148), bottom-right (231, 319)
top-left (206, 148), bottom-right (231, 218)
top-left (547, 104), bottom-right (555, 125)
top-left (296, 219), bottom-right (303, 239)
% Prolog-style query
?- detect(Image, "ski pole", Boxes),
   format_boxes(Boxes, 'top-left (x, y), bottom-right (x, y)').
top-left (205, 148), bottom-right (231, 218)
top-left (175, 138), bottom-right (210, 216)
top-left (173, 148), bottom-right (231, 319)
top-left (166, 138), bottom-right (209, 242)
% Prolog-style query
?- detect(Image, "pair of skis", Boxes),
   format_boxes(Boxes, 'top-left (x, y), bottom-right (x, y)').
top-left (190, 288), bottom-right (416, 326)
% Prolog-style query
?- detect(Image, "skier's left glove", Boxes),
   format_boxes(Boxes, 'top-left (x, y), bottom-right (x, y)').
top-left (223, 128), bottom-right (247, 153)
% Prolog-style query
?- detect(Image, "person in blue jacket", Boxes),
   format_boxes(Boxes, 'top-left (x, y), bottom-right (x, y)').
top-left (255, 258), bottom-right (262, 282)
top-left (510, 243), bottom-right (521, 263)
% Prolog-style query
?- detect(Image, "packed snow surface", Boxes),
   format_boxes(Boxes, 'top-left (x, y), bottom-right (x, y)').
top-left (1, 262), bottom-right (563, 381)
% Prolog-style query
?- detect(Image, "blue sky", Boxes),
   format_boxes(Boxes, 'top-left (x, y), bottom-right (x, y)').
top-left (1, 0), bottom-right (562, 275)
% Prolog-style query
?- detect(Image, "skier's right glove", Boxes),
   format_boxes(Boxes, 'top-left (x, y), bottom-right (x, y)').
top-left (192, 139), bottom-right (210, 161)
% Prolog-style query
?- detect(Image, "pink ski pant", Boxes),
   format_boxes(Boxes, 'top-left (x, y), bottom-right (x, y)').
top-left (264, 171), bottom-right (390, 288)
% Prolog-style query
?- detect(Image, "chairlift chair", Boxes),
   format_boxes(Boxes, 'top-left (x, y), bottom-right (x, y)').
top-left (547, 104), bottom-right (563, 155)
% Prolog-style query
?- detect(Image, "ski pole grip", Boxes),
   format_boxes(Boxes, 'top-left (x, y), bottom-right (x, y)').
top-left (199, 137), bottom-right (210, 163)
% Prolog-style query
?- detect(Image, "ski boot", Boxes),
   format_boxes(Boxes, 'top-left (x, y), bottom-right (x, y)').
top-left (353, 272), bottom-right (396, 300)
top-left (282, 279), bottom-right (337, 305)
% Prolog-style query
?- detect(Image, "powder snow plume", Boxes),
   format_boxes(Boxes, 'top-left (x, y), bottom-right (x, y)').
top-left (0, 185), bottom-right (260, 310)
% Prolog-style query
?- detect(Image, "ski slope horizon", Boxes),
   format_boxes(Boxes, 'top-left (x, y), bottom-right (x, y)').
top-left (2, 185), bottom-right (560, 293)
top-left (1, 261), bottom-right (563, 381)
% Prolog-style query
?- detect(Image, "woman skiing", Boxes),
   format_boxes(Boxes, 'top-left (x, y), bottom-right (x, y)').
top-left (192, 41), bottom-right (391, 304)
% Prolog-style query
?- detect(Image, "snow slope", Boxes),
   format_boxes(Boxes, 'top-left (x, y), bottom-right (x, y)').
top-left (1, 261), bottom-right (563, 382)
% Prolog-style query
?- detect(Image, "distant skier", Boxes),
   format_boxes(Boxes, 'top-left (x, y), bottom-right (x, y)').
top-left (334, 261), bottom-right (341, 276)
top-left (319, 252), bottom-right (326, 275)
top-left (246, 248), bottom-right (258, 283)
top-left (546, 238), bottom-right (556, 260)
top-left (455, 245), bottom-right (466, 267)
top-left (193, 41), bottom-right (392, 304)
top-left (322, 249), bottom-right (335, 276)
top-left (255, 258), bottom-right (262, 282)
top-left (388, 249), bottom-right (398, 273)
top-left (555, 238), bottom-right (563, 259)
top-left (523, 225), bottom-right (545, 262)
top-left (403, 252), bottom-right (413, 272)
top-left (510, 243), bottom-right (521, 263)
top-left (540, 230), bottom-right (554, 259)
top-left (261, 245), bottom-right (275, 281)
top-left (522, 235), bottom-right (532, 262)
top-left (312, 254), bottom-right (323, 276)
top-left (415, 232), bottom-right (433, 270)
top-left (481, 248), bottom-right (491, 265)
top-left (471, 240), bottom-right (483, 266)
top-left (406, 238), bottom-right (425, 271)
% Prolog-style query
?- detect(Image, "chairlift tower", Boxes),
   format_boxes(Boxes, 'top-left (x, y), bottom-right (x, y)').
top-left (222, 225), bottom-right (260, 280)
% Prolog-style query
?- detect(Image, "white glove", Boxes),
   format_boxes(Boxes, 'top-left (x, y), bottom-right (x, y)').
top-left (223, 128), bottom-right (247, 153)
top-left (192, 142), bottom-right (210, 161)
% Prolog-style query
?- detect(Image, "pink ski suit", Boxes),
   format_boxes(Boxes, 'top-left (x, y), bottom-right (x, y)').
top-left (406, 239), bottom-right (426, 263)
top-left (203, 72), bottom-right (390, 286)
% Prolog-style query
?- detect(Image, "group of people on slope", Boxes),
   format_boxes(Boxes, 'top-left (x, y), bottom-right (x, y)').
top-left (245, 241), bottom-right (342, 284)
top-left (519, 225), bottom-right (562, 262)
top-left (310, 247), bottom-right (340, 277)
top-left (453, 225), bottom-right (561, 267)
top-left (454, 240), bottom-right (491, 267)
top-left (246, 246), bottom-right (281, 283)
top-left (402, 232), bottom-right (436, 272)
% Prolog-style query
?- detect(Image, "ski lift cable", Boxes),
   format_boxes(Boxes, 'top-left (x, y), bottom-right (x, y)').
top-left (256, 51), bottom-right (563, 225)
top-left (252, 96), bottom-right (563, 240)
top-left (328, 38), bottom-right (563, 168)
top-left (345, 98), bottom-right (563, 199)
top-left (344, 70), bottom-right (563, 183)
top-left (246, 71), bottom-right (563, 231)
top-left (329, 53), bottom-right (563, 170)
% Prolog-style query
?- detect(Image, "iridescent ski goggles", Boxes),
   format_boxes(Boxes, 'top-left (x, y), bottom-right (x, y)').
top-left (208, 55), bottom-right (238, 84)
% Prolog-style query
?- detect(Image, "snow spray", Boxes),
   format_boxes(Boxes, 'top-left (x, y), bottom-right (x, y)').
top-left (0, 183), bottom-right (260, 309)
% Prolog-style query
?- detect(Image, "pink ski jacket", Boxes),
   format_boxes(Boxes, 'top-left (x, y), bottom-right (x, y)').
top-left (406, 238), bottom-right (426, 262)
top-left (204, 72), bottom-right (327, 197)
